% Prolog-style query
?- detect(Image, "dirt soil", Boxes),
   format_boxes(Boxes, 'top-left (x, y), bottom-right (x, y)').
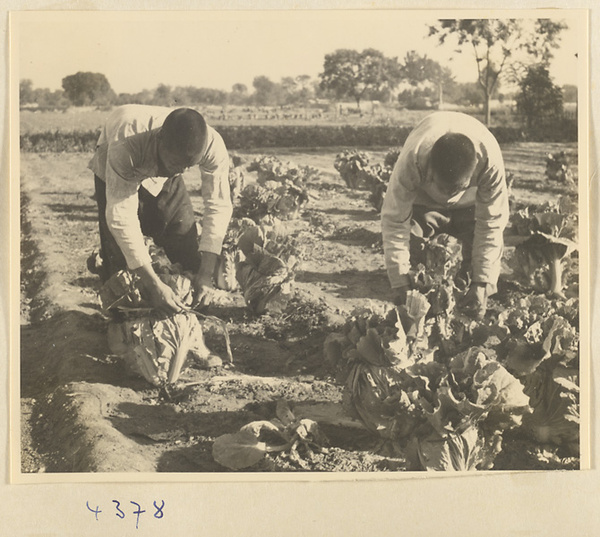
top-left (19, 143), bottom-right (578, 474)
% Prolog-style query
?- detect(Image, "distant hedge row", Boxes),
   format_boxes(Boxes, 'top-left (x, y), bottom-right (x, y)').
top-left (221, 125), bottom-right (417, 149)
top-left (20, 130), bottom-right (101, 153)
top-left (20, 121), bottom-right (577, 153)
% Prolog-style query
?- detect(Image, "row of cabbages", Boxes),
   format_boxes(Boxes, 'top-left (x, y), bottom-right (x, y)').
top-left (325, 151), bottom-right (579, 470)
top-left (324, 229), bottom-right (579, 471)
top-left (208, 230), bottom-right (579, 471)
top-left (333, 148), bottom-right (400, 212)
top-left (230, 154), bottom-right (317, 223)
top-left (217, 155), bottom-right (317, 313)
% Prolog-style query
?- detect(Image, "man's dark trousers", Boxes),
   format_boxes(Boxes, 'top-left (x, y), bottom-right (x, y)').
top-left (94, 174), bottom-right (202, 281)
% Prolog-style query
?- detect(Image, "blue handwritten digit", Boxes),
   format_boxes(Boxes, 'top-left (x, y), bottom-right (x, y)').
top-left (113, 500), bottom-right (125, 519)
top-left (130, 501), bottom-right (146, 530)
top-left (86, 501), bottom-right (102, 521)
top-left (153, 500), bottom-right (165, 519)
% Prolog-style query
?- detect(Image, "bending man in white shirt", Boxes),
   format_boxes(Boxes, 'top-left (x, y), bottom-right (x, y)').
top-left (381, 111), bottom-right (509, 319)
top-left (89, 105), bottom-right (233, 315)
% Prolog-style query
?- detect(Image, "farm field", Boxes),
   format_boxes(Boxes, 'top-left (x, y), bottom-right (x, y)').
top-left (19, 141), bottom-right (580, 474)
top-left (19, 106), bottom-right (489, 134)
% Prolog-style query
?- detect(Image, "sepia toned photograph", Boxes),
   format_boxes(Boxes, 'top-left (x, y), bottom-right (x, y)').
top-left (12, 9), bottom-right (589, 480)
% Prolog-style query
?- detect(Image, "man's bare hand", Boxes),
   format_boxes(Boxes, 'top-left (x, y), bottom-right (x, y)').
top-left (135, 264), bottom-right (186, 315)
top-left (192, 271), bottom-right (216, 309)
top-left (148, 279), bottom-right (187, 314)
top-left (192, 251), bottom-right (219, 309)
top-left (192, 279), bottom-right (216, 309)
top-left (422, 211), bottom-right (451, 238)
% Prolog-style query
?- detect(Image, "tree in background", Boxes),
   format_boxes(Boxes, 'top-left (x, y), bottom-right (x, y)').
top-left (504, 20), bottom-right (570, 86)
top-left (152, 84), bottom-right (173, 107)
top-left (397, 87), bottom-right (437, 110)
top-left (36, 89), bottom-right (70, 110)
top-left (19, 79), bottom-right (70, 110)
top-left (280, 75), bottom-right (314, 106)
top-left (232, 83), bottom-right (248, 94)
top-left (115, 89), bottom-right (154, 106)
top-left (400, 51), bottom-right (455, 109)
top-left (294, 75), bottom-right (314, 106)
top-left (428, 19), bottom-right (567, 125)
top-left (61, 71), bottom-right (115, 106)
top-left (186, 87), bottom-right (228, 106)
top-left (445, 82), bottom-right (487, 107)
top-left (230, 83), bottom-right (249, 105)
top-left (171, 86), bottom-right (192, 106)
top-left (516, 65), bottom-right (563, 129)
top-left (281, 77), bottom-right (299, 104)
top-left (523, 19), bottom-right (569, 63)
top-left (19, 79), bottom-right (35, 104)
top-left (252, 75), bottom-right (285, 106)
top-left (319, 48), bottom-right (402, 110)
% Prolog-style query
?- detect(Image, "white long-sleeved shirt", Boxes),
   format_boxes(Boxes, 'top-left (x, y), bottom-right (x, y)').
top-left (88, 105), bottom-right (232, 270)
top-left (381, 112), bottom-right (509, 289)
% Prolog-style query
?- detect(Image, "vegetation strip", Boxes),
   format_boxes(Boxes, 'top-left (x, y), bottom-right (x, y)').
top-left (19, 122), bottom-right (577, 154)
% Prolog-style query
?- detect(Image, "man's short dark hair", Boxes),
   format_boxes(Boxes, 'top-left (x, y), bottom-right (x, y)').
top-left (159, 108), bottom-right (207, 159)
top-left (430, 133), bottom-right (477, 185)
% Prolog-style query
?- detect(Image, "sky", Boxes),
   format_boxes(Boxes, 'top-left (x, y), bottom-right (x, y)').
top-left (14, 10), bottom-right (584, 95)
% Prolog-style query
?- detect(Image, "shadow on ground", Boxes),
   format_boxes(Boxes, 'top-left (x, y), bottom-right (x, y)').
top-left (296, 269), bottom-right (390, 301)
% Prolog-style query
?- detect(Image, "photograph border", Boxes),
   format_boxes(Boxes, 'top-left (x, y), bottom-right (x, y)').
top-left (8, 6), bottom-right (592, 485)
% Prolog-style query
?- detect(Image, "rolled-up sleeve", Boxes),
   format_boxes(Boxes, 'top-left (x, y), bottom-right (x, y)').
top-left (472, 163), bottom-right (509, 286)
top-left (381, 151), bottom-right (420, 288)
top-left (197, 130), bottom-right (233, 255)
top-left (104, 141), bottom-right (152, 270)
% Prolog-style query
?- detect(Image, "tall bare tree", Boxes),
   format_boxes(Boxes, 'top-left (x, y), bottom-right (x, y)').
top-left (428, 19), bottom-right (567, 125)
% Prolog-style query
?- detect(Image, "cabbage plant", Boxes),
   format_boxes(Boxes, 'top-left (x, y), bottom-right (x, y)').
top-left (212, 400), bottom-right (327, 470)
top-left (325, 302), bottom-right (532, 471)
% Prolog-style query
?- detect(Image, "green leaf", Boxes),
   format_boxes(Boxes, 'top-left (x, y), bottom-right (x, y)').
top-left (473, 362), bottom-right (530, 410)
top-left (212, 430), bottom-right (269, 470)
top-left (290, 419), bottom-right (325, 445)
top-left (416, 425), bottom-right (482, 471)
top-left (212, 420), bottom-right (288, 470)
top-left (403, 290), bottom-right (431, 322)
top-left (541, 316), bottom-right (578, 359)
top-left (239, 420), bottom-right (283, 437)
top-left (505, 338), bottom-right (545, 376)
top-left (447, 348), bottom-right (531, 432)
top-left (523, 365), bottom-right (580, 452)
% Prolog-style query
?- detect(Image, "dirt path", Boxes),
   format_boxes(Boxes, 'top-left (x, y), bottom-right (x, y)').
top-left (18, 144), bottom-right (578, 474)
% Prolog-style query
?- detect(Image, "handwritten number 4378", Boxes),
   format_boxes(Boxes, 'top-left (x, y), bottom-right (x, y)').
top-left (86, 500), bottom-right (165, 529)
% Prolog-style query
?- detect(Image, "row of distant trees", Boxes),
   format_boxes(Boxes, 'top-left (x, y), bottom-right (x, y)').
top-left (22, 71), bottom-right (548, 109)
top-left (19, 18), bottom-right (576, 128)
